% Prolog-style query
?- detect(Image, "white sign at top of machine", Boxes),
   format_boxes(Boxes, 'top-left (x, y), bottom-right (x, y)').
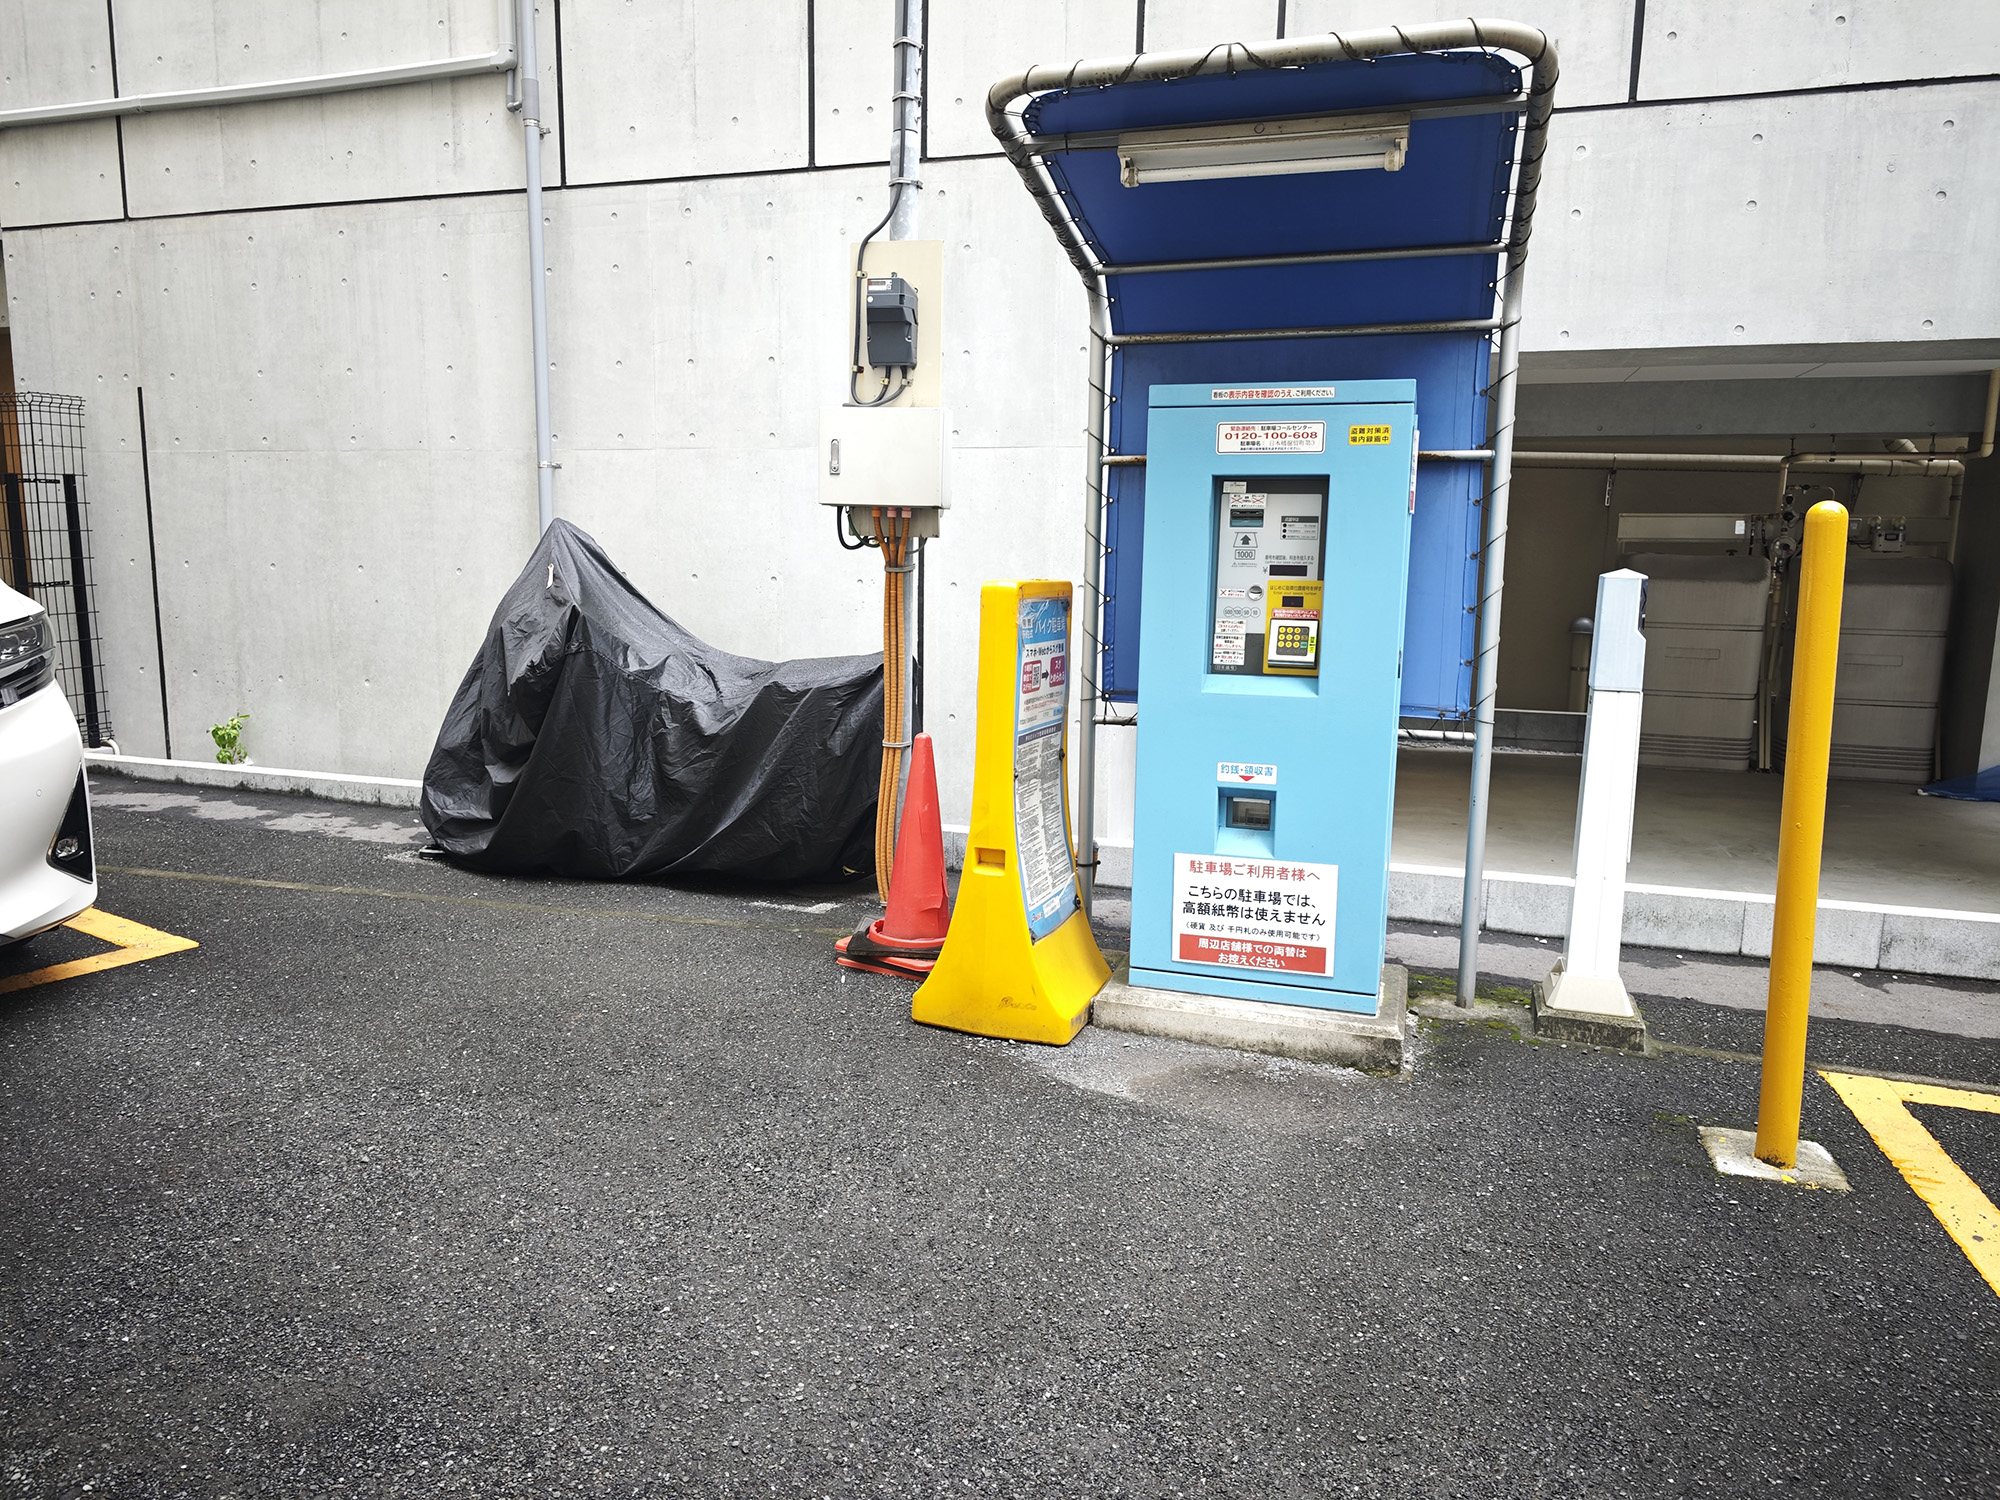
top-left (1216, 421), bottom-right (1326, 454)
top-left (1210, 482), bottom-right (1326, 670)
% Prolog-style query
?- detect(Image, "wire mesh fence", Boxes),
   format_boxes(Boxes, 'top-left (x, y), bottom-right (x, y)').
top-left (1, 392), bottom-right (113, 747)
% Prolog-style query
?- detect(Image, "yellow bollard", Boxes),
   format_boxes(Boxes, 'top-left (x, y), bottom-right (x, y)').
top-left (1754, 501), bottom-right (1849, 1168)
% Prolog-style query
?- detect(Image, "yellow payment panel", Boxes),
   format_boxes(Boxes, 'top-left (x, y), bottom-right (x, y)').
top-left (1263, 579), bottom-right (1323, 675)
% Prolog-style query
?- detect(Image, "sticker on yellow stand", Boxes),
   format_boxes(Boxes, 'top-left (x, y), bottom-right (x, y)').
top-left (0, 907), bottom-right (198, 994)
top-left (1014, 595), bottom-right (1077, 942)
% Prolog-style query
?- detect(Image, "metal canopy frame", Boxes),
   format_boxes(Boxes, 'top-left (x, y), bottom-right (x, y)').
top-left (986, 20), bottom-right (1559, 1005)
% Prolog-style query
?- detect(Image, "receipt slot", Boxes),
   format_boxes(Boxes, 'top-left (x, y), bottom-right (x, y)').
top-left (1129, 383), bottom-right (1416, 1012)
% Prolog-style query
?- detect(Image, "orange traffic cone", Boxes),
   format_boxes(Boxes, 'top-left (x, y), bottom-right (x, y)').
top-left (836, 732), bottom-right (951, 977)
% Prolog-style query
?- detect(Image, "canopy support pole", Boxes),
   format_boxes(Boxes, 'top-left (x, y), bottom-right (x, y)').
top-left (1456, 249), bottom-right (1525, 1006)
top-left (1075, 289), bottom-right (1111, 915)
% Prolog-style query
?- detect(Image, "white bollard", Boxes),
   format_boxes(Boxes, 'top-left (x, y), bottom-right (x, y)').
top-left (1542, 569), bottom-right (1648, 1027)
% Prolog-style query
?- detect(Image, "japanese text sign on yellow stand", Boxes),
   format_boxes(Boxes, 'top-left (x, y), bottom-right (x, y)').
top-left (912, 580), bottom-right (1110, 1043)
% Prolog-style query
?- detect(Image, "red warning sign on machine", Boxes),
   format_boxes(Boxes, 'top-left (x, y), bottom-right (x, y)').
top-left (1171, 854), bottom-right (1336, 974)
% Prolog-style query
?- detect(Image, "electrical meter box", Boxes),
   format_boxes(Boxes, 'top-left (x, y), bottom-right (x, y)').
top-left (1129, 382), bottom-right (1417, 1013)
top-left (864, 275), bottom-right (919, 369)
top-left (818, 405), bottom-right (950, 514)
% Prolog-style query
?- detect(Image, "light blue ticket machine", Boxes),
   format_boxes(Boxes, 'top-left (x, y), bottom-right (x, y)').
top-left (1129, 382), bottom-right (1417, 1013)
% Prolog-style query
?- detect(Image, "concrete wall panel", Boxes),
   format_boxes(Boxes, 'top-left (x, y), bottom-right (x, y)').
top-left (538, 158), bottom-right (1094, 823)
top-left (0, 0), bottom-right (113, 106)
top-left (1529, 83), bottom-right (1994, 353)
top-left (1140, 1), bottom-right (1279, 53)
top-left (0, 1), bottom-right (122, 226)
top-left (813, 0), bottom-right (891, 168)
top-left (0, 120), bottom-right (125, 227)
top-left (1290, 1), bottom-right (1635, 108)
top-left (118, 77), bottom-right (533, 217)
top-left (7, 198), bottom-right (541, 775)
top-left (927, 1), bottom-right (1135, 160)
top-left (1640, 1), bottom-right (2000, 101)
top-left (109, 0), bottom-right (558, 217)
top-left (559, 0), bottom-right (808, 184)
top-left (5, 152), bottom-right (1096, 791)
top-left (109, 0), bottom-right (506, 92)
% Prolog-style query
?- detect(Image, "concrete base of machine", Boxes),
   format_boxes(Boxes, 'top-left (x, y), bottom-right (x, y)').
top-left (1532, 969), bottom-right (1650, 1053)
top-left (1091, 965), bottom-right (1407, 1072)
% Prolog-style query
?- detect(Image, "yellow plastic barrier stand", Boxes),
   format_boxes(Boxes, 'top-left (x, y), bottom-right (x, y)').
top-left (912, 580), bottom-right (1110, 1044)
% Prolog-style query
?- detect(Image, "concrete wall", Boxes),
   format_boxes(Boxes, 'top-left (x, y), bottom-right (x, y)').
top-left (1, 0), bottom-right (1996, 857)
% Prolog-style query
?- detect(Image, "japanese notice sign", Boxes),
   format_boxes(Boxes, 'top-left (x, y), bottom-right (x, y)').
top-left (1171, 854), bottom-right (1336, 975)
top-left (1217, 762), bottom-right (1277, 785)
top-left (1015, 596), bottom-right (1078, 943)
top-left (1210, 386), bottom-right (1336, 401)
top-left (1216, 421), bottom-right (1326, 454)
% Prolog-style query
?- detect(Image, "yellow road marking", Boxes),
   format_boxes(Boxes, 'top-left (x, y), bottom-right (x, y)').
top-left (1821, 1068), bottom-right (2000, 1296)
top-left (0, 907), bottom-right (198, 994)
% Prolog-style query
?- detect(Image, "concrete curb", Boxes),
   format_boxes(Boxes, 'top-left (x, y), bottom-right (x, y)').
top-left (1091, 964), bottom-right (1408, 1072)
top-left (1383, 863), bottom-right (2000, 985)
top-left (947, 832), bottom-right (2000, 982)
top-left (85, 752), bottom-right (422, 810)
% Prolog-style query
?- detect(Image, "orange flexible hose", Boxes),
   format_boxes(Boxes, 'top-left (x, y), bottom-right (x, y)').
top-left (873, 510), bottom-right (908, 903)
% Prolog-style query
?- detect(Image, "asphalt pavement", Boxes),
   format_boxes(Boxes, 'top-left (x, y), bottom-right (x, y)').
top-left (2, 780), bottom-right (1997, 1498)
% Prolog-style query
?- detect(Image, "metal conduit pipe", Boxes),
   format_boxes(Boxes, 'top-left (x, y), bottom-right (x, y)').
top-left (886, 0), bottom-right (924, 869)
top-left (987, 22), bottom-right (1560, 951)
top-left (1514, 450), bottom-right (1965, 478)
top-left (888, 0), bottom-right (925, 241)
top-left (0, 0), bottom-right (519, 128)
top-left (1103, 450), bottom-right (1496, 465)
top-left (507, 0), bottom-right (556, 534)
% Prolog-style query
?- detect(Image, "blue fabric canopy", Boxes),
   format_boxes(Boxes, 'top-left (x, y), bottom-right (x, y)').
top-left (1021, 49), bottom-right (1523, 713)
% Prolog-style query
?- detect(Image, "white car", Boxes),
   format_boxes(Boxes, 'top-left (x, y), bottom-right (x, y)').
top-left (0, 579), bottom-right (95, 943)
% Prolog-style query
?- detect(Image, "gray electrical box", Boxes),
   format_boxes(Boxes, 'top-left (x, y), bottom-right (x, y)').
top-left (865, 275), bottom-right (918, 369)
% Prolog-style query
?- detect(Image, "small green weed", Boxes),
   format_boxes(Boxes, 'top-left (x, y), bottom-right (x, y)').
top-left (209, 712), bottom-right (250, 765)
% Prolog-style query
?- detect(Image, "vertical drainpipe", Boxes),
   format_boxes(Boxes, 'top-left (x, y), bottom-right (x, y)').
top-left (509, 0), bottom-right (556, 533)
top-left (1455, 246), bottom-right (1526, 1007)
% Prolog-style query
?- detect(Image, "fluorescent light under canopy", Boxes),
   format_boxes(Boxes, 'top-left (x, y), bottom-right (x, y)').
top-left (1117, 110), bottom-right (1410, 186)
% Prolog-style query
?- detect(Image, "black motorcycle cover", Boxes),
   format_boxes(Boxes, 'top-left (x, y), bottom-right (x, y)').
top-left (421, 519), bottom-right (882, 881)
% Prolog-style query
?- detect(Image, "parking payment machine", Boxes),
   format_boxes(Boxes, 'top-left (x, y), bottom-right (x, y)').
top-left (1130, 383), bottom-right (1417, 1013)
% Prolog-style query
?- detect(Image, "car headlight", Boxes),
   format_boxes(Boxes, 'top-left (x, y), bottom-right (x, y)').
top-left (0, 613), bottom-right (56, 705)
